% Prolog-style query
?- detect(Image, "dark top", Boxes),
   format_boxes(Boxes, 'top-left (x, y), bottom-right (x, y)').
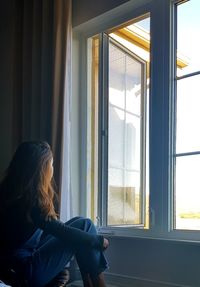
top-left (0, 203), bottom-right (104, 256)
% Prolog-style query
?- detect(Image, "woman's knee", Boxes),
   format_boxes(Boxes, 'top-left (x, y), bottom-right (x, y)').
top-left (81, 218), bottom-right (97, 234)
top-left (83, 217), bottom-right (95, 228)
top-left (66, 217), bottom-right (96, 234)
top-left (65, 216), bottom-right (82, 226)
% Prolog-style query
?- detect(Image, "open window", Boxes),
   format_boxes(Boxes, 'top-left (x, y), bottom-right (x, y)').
top-left (88, 15), bottom-right (150, 229)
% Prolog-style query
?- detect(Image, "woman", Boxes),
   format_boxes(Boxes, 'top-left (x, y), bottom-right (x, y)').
top-left (0, 141), bottom-right (109, 287)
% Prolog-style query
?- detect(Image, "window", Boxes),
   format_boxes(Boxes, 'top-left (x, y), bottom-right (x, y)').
top-left (173, 0), bottom-right (200, 231)
top-left (73, 0), bottom-right (200, 240)
top-left (88, 16), bottom-right (150, 229)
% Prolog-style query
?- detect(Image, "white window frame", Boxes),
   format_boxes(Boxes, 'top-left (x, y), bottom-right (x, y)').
top-left (72, 0), bottom-right (200, 242)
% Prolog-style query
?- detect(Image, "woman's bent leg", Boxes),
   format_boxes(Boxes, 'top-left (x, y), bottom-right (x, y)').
top-left (45, 266), bottom-right (70, 287)
top-left (30, 235), bottom-right (75, 287)
top-left (66, 217), bottom-right (108, 287)
top-left (13, 217), bottom-right (108, 287)
top-left (29, 217), bottom-right (83, 286)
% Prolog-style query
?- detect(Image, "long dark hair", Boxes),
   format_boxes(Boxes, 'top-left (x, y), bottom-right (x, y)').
top-left (0, 141), bottom-right (57, 220)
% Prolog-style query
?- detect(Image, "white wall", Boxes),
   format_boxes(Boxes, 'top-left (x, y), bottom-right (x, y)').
top-left (72, 0), bottom-right (130, 27)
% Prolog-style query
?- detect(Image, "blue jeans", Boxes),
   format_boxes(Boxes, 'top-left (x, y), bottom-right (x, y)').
top-left (13, 217), bottom-right (108, 287)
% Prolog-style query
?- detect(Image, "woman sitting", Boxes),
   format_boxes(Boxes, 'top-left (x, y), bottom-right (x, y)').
top-left (0, 141), bottom-right (109, 287)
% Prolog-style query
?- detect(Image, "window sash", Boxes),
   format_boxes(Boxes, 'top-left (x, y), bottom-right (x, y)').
top-left (97, 34), bottom-right (148, 227)
top-left (172, 0), bottom-right (200, 231)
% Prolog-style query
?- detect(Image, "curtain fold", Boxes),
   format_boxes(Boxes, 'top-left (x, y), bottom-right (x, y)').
top-left (11, 0), bottom-right (72, 218)
top-left (51, 0), bottom-right (72, 220)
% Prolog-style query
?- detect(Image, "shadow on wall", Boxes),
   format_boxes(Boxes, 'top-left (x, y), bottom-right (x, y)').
top-left (72, 0), bottom-right (130, 27)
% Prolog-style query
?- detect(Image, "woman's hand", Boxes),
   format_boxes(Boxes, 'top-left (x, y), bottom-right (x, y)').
top-left (103, 237), bottom-right (109, 250)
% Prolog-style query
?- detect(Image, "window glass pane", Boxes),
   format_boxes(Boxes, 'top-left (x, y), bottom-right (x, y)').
top-left (108, 169), bottom-right (142, 225)
top-left (109, 44), bottom-right (125, 109)
top-left (134, 18), bottom-right (150, 32)
top-left (177, 0), bottom-right (200, 76)
top-left (175, 155), bottom-right (200, 230)
top-left (126, 55), bottom-right (141, 115)
top-left (176, 75), bottom-right (200, 153)
top-left (125, 113), bottom-right (140, 170)
top-left (108, 42), bottom-right (143, 226)
top-left (108, 168), bottom-right (124, 225)
top-left (109, 107), bottom-right (125, 168)
top-left (125, 171), bottom-right (141, 225)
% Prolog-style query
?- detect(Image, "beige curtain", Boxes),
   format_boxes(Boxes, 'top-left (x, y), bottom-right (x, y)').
top-left (10, 0), bottom-right (72, 216)
top-left (52, 0), bottom-right (72, 219)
